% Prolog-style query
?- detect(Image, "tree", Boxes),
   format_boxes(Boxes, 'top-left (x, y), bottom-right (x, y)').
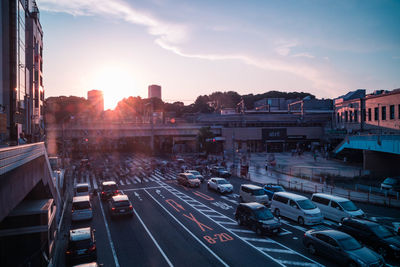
top-left (197, 126), bottom-right (214, 154)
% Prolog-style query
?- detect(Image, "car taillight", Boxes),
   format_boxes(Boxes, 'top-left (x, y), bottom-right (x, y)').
top-left (71, 209), bottom-right (74, 213)
top-left (115, 190), bottom-right (119, 194)
top-left (101, 191), bottom-right (105, 195)
top-left (129, 205), bottom-right (133, 210)
top-left (112, 207), bottom-right (115, 211)
top-left (89, 244), bottom-right (96, 252)
top-left (65, 250), bottom-right (71, 255)
top-left (304, 233), bottom-right (307, 237)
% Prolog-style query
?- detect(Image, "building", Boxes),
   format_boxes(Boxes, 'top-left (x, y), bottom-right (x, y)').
top-left (148, 84), bottom-right (162, 99)
top-left (87, 89), bottom-right (104, 113)
top-left (254, 98), bottom-right (296, 112)
top-left (289, 96), bottom-right (333, 115)
top-left (334, 89), bottom-right (366, 133)
top-left (0, 0), bottom-right (43, 144)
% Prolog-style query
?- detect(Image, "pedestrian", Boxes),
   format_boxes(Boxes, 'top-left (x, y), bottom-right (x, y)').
top-left (18, 132), bottom-right (27, 145)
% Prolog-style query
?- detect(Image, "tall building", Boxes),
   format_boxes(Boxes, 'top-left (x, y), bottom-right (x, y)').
top-left (87, 89), bottom-right (104, 113)
top-left (148, 84), bottom-right (162, 99)
top-left (1, 0), bottom-right (43, 144)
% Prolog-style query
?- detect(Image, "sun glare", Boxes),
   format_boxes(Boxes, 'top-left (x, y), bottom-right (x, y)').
top-left (91, 67), bottom-right (138, 110)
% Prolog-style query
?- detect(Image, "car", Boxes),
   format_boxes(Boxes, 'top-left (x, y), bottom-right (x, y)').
top-left (74, 183), bottom-right (90, 197)
top-left (239, 184), bottom-right (269, 206)
top-left (73, 262), bottom-right (100, 267)
top-left (337, 218), bottom-right (400, 259)
top-left (186, 170), bottom-right (205, 183)
top-left (311, 193), bottom-right (364, 222)
top-left (303, 229), bottom-right (385, 267)
top-left (263, 184), bottom-right (285, 200)
top-left (177, 173), bottom-right (200, 188)
top-left (211, 166), bottom-right (231, 178)
top-left (100, 181), bottom-right (119, 201)
top-left (380, 176), bottom-right (400, 191)
top-left (108, 194), bottom-right (133, 218)
top-left (235, 202), bottom-right (281, 236)
top-left (270, 192), bottom-right (323, 225)
top-left (65, 227), bottom-right (97, 266)
top-left (367, 216), bottom-right (400, 235)
top-left (207, 178), bottom-right (233, 193)
top-left (72, 196), bottom-right (93, 222)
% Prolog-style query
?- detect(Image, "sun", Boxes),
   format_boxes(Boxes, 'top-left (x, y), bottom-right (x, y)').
top-left (91, 66), bottom-right (139, 110)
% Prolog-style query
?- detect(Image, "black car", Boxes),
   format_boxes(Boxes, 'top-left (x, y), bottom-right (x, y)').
top-left (108, 194), bottom-right (133, 218)
top-left (338, 218), bottom-right (400, 259)
top-left (380, 176), bottom-right (400, 192)
top-left (100, 181), bottom-right (119, 201)
top-left (211, 166), bottom-right (231, 178)
top-left (303, 229), bottom-right (385, 267)
top-left (65, 227), bottom-right (97, 266)
top-left (235, 202), bottom-right (281, 235)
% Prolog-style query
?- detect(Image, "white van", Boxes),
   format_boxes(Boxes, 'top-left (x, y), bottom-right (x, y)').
top-left (72, 196), bottom-right (93, 221)
top-left (239, 184), bottom-right (269, 206)
top-left (74, 183), bottom-right (90, 197)
top-left (311, 193), bottom-right (364, 222)
top-left (271, 192), bottom-right (323, 225)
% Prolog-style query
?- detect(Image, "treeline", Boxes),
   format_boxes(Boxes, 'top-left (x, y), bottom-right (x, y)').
top-left (45, 90), bottom-right (314, 123)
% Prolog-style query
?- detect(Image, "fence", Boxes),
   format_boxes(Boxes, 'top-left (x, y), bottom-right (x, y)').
top-left (275, 178), bottom-right (400, 208)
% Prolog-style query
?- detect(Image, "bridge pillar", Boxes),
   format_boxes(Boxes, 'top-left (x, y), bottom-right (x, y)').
top-left (363, 150), bottom-right (400, 177)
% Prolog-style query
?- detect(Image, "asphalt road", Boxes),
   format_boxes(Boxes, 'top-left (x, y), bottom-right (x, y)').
top-left (54, 154), bottom-right (399, 267)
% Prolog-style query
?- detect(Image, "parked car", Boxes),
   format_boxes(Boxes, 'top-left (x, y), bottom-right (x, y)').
top-left (338, 218), bottom-right (400, 259)
top-left (311, 193), bottom-right (364, 222)
top-left (207, 178), bottom-right (233, 194)
top-left (74, 183), bottom-right (90, 197)
top-left (66, 227), bottom-right (97, 266)
top-left (239, 184), bottom-right (269, 206)
top-left (100, 181), bottom-right (119, 201)
top-left (367, 216), bottom-right (400, 235)
top-left (263, 184), bottom-right (285, 200)
top-left (186, 170), bottom-right (205, 183)
top-left (177, 173), bottom-right (200, 188)
top-left (211, 166), bottom-right (231, 178)
top-left (380, 176), bottom-right (400, 191)
top-left (303, 229), bottom-right (385, 267)
top-left (72, 196), bottom-right (93, 222)
top-left (235, 202), bottom-right (281, 236)
top-left (108, 194), bottom-right (133, 218)
top-left (271, 192), bottom-right (323, 225)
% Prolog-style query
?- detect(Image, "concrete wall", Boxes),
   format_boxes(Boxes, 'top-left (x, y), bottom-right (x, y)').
top-left (363, 150), bottom-right (400, 177)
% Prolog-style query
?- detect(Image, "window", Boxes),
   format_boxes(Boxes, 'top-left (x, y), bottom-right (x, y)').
top-left (398, 105), bottom-right (400, 119)
top-left (362, 109), bottom-right (366, 122)
top-left (368, 108), bottom-right (371, 121)
top-left (289, 200), bottom-right (299, 209)
top-left (349, 111), bottom-right (353, 122)
top-left (374, 107), bottom-right (379, 121)
top-left (327, 237), bottom-right (339, 248)
top-left (331, 201), bottom-right (342, 211)
top-left (312, 196), bottom-right (330, 205)
top-left (382, 106), bottom-right (386, 120)
top-left (316, 233), bottom-right (329, 243)
top-left (337, 113), bottom-right (340, 123)
top-left (345, 111), bottom-right (348, 122)
top-left (354, 110), bottom-right (358, 122)
top-left (390, 105), bottom-right (395, 120)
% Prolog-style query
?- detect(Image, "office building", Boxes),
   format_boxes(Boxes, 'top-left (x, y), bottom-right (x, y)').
top-left (87, 89), bottom-right (104, 113)
top-left (148, 84), bottom-right (162, 99)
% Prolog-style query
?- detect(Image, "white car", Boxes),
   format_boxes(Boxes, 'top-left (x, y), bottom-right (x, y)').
top-left (207, 178), bottom-right (233, 193)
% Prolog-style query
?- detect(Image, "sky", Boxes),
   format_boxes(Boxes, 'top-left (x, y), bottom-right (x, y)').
top-left (37, 0), bottom-right (400, 110)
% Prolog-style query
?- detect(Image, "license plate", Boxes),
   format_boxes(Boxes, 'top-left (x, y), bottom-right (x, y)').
top-left (120, 209), bottom-right (125, 212)
top-left (77, 249), bottom-right (86, 255)
top-left (273, 229), bottom-right (278, 233)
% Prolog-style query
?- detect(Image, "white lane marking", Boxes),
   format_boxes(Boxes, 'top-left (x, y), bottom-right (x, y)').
top-left (149, 178), bottom-right (155, 182)
top-left (207, 214), bottom-right (227, 219)
top-left (278, 260), bottom-right (319, 267)
top-left (160, 182), bottom-right (323, 267)
top-left (86, 174), bottom-right (90, 185)
top-left (131, 207), bottom-right (174, 267)
top-left (123, 186), bottom-right (164, 192)
top-left (97, 192), bottom-right (120, 267)
top-left (93, 179), bottom-right (98, 190)
top-left (144, 189), bottom-right (229, 267)
top-left (73, 177), bottom-right (77, 187)
top-left (228, 229), bottom-right (255, 234)
top-left (120, 180), bottom-right (125, 186)
top-left (217, 221), bottom-right (238, 225)
top-left (126, 179), bottom-right (131, 185)
top-left (258, 247), bottom-right (296, 254)
top-left (242, 237), bottom-right (274, 243)
top-left (134, 192), bottom-right (143, 201)
top-left (135, 177), bottom-right (141, 183)
top-left (278, 229), bottom-right (292, 236)
top-left (220, 196), bottom-right (239, 204)
top-left (144, 178), bottom-right (149, 183)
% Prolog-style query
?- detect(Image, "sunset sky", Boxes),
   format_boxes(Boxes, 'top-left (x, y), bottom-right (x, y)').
top-left (38, 0), bottom-right (400, 110)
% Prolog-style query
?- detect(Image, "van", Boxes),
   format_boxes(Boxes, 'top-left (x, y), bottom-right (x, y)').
top-left (177, 173), bottom-right (200, 188)
top-left (239, 184), bottom-right (269, 206)
top-left (311, 193), bottom-right (364, 222)
top-left (271, 192), bottom-right (323, 225)
top-left (74, 183), bottom-right (90, 197)
top-left (72, 196), bottom-right (93, 221)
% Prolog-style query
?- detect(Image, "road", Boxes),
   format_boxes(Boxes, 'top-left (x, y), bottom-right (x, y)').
top-left (54, 153), bottom-right (398, 267)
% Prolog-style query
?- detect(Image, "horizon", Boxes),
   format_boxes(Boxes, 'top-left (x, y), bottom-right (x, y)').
top-left (38, 0), bottom-right (400, 109)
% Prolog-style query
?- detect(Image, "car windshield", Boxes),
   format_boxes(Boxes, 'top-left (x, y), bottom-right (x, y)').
top-left (339, 200), bottom-right (358, 211)
top-left (254, 207), bottom-right (274, 220)
top-left (77, 186), bottom-right (89, 193)
top-left (338, 237), bottom-right (362, 251)
top-left (71, 239), bottom-right (92, 250)
top-left (114, 200), bottom-right (130, 207)
top-left (187, 175), bottom-right (197, 179)
top-left (272, 186), bottom-right (284, 192)
top-left (297, 199), bottom-right (316, 210)
top-left (217, 179), bottom-right (229, 185)
top-left (189, 171), bottom-right (200, 175)
top-left (252, 189), bottom-right (265, 196)
top-left (384, 178), bottom-right (399, 185)
top-left (217, 167), bottom-right (226, 171)
top-left (370, 225), bottom-right (395, 238)
top-left (103, 184), bottom-right (117, 191)
top-left (73, 201), bottom-right (90, 210)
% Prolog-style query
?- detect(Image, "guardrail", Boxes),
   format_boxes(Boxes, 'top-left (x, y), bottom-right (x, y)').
top-left (0, 143), bottom-right (46, 175)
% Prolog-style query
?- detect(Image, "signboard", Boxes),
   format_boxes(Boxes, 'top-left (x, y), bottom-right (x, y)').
top-left (262, 128), bottom-right (287, 141)
top-left (0, 114), bottom-right (6, 134)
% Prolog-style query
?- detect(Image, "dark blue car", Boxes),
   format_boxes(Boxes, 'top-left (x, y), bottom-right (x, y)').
top-left (263, 184), bottom-right (285, 200)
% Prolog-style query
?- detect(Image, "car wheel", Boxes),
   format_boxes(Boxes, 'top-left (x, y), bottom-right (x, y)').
top-left (307, 243), bottom-right (316, 255)
top-left (298, 216), bottom-right (305, 225)
top-left (239, 196), bottom-right (243, 203)
top-left (274, 209), bottom-right (280, 217)
top-left (217, 188), bottom-right (222, 194)
top-left (256, 227), bottom-right (263, 236)
top-left (207, 184), bottom-right (211, 190)
top-left (377, 247), bottom-right (388, 258)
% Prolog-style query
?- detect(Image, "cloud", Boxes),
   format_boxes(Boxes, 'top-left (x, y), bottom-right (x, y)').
top-left (275, 41), bottom-right (298, 56)
top-left (292, 53), bottom-right (315, 59)
top-left (37, 0), bottom-right (188, 44)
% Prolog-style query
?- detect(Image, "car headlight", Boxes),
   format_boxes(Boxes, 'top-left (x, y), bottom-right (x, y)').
top-left (389, 244), bottom-right (400, 250)
top-left (355, 258), bottom-right (367, 267)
